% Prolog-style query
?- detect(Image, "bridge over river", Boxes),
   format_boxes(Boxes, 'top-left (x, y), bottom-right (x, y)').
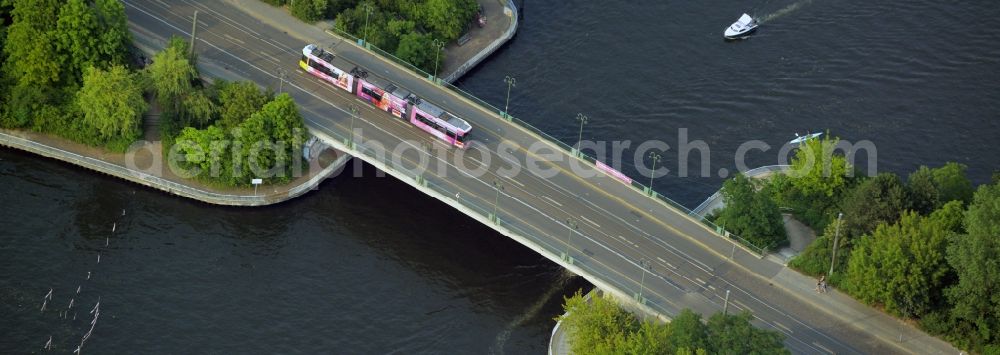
top-left (122, 1), bottom-right (958, 353)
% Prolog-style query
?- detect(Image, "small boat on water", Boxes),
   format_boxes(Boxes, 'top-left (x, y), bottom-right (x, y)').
top-left (789, 132), bottom-right (823, 145)
top-left (724, 13), bottom-right (759, 39)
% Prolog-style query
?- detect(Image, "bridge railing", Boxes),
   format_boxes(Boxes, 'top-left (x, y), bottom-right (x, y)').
top-left (324, 23), bottom-right (774, 256)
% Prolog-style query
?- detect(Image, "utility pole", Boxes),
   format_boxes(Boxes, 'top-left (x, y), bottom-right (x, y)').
top-left (276, 67), bottom-right (286, 94)
top-left (564, 218), bottom-right (578, 262)
top-left (491, 180), bottom-right (504, 224)
top-left (648, 151), bottom-right (662, 196)
top-left (503, 75), bottom-right (516, 118)
top-left (432, 39), bottom-right (444, 83)
top-left (829, 212), bottom-right (844, 276)
top-left (349, 105), bottom-right (359, 149)
top-left (637, 258), bottom-right (651, 304)
top-left (362, 3), bottom-right (373, 46)
top-left (723, 289), bottom-right (731, 315)
top-left (574, 113), bottom-right (588, 157)
top-left (189, 11), bottom-right (199, 59)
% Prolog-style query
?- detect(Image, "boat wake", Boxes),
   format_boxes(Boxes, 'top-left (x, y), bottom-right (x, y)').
top-left (760, 0), bottom-right (813, 23)
top-left (490, 270), bottom-right (575, 355)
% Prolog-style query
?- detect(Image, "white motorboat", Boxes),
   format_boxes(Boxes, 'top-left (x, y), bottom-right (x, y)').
top-left (724, 13), bottom-right (758, 39)
top-left (789, 132), bottom-right (823, 145)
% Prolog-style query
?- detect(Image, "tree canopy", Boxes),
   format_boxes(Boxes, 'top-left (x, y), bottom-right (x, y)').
top-left (844, 201), bottom-right (964, 318)
top-left (1, 0), bottom-right (141, 150)
top-left (840, 173), bottom-right (911, 239)
top-left (76, 65), bottom-right (147, 150)
top-left (715, 173), bottom-right (787, 250)
top-left (945, 181), bottom-right (1000, 351)
top-left (557, 290), bottom-right (789, 354)
top-left (148, 36), bottom-right (196, 109)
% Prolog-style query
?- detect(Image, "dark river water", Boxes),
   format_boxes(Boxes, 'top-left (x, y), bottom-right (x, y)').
top-left (3, 0), bottom-right (999, 353)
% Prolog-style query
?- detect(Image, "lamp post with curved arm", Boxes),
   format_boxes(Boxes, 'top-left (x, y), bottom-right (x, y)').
top-left (432, 39), bottom-right (444, 83)
top-left (574, 113), bottom-right (588, 158)
top-left (503, 75), bottom-right (516, 118)
top-left (648, 151), bottom-right (662, 196)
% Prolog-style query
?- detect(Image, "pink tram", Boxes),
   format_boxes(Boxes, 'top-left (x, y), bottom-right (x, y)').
top-left (299, 44), bottom-right (472, 148)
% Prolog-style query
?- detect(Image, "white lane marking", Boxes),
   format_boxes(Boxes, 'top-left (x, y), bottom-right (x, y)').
top-left (223, 33), bottom-right (245, 45)
top-left (773, 321), bottom-right (792, 334)
top-left (812, 342), bottom-right (834, 355)
top-left (542, 195), bottom-right (562, 207)
top-left (505, 176), bottom-right (526, 188)
top-left (707, 285), bottom-right (716, 291)
top-left (579, 215), bottom-right (601, 228)
top-left (656, 257), bottom-right (666, 263)
top-left (695, 277), bottom-right (705, 284)
top-left (153, 0), bottom-right (170, 8)
top-left (666, 262), bottom-right (676, 270)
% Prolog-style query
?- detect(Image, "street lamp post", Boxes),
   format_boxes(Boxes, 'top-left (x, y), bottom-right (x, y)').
top-left (648, 152), bottom-right (662, 196)
top-left (276, 66), bottom-right (286, 93)
top-left (503, 75), bottom-right (516, 118)
top-left (362, 3), bottom-right (373, 46)
top-left (638, 258), bottom-right (652, 303)
top-left (574, 113), bottom-right (588, 157)
top-left (349, 105), bottom-right (359, 148)
top-left (491, 180), bottom-right (504, 224)
top-left (432, 39), bottom-right (444, 83)
top-left (564, 218), bottom-right (578, 262)
top-left (829, 212), bottom-right (844, 276)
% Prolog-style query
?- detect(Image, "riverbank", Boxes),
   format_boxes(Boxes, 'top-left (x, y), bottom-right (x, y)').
top-left (0, 128), bottom-right (350, 206)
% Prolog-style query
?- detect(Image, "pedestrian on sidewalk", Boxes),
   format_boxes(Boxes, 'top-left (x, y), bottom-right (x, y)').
top-left (816, 275), bottom-right (826, 293)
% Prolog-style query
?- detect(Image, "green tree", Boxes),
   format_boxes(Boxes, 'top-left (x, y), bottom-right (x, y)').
top-left (932, 162), bottom-right (974, 205)
top-left (667, 309), bottom-right (708, 352)
top-left (706, 311), bottom-right (789, 354)
top-left (217, 80), bottom-right (270, 130)
top-left (844, 202), bottom-right (963, 317)
top-left (557, 290), bottom-right (638, 354)
top-left (4, 0), bottom-right (62, 88)
top-left (181, 90), bottom-right (216, 128)
top-left (55, 0), bottom-right (100, 84)
top-left (776, 136), bottom-right (856, 230)
top-left (93, 0), bottom-right (132, 67)
top-left (946, 181), bottom-right (1000, 351)
top-left (172, 125), bottom-right (228, 179)
top-left (290, 0), bottom-right (329, 22)
top-left (909, 163), bottom-right (975, 214)
top-left (234, 93), bottom-right (304, 184)
top-left (148, 36), bottom-right (196, 109)
top-left (76, 65), bottom-right (147, 150)
top-left (840, 173), bottom-right (911, 239)
top-left (395, 31), bottom-right (438, 74)
top-left (787, 135), bottom-right (852, 198)
top-left (715, 173), bottom-right (787, 250)
top-left (419, 0), bottom-right (476, 42)
top-left (908, 165), bottom-right (941, 214)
